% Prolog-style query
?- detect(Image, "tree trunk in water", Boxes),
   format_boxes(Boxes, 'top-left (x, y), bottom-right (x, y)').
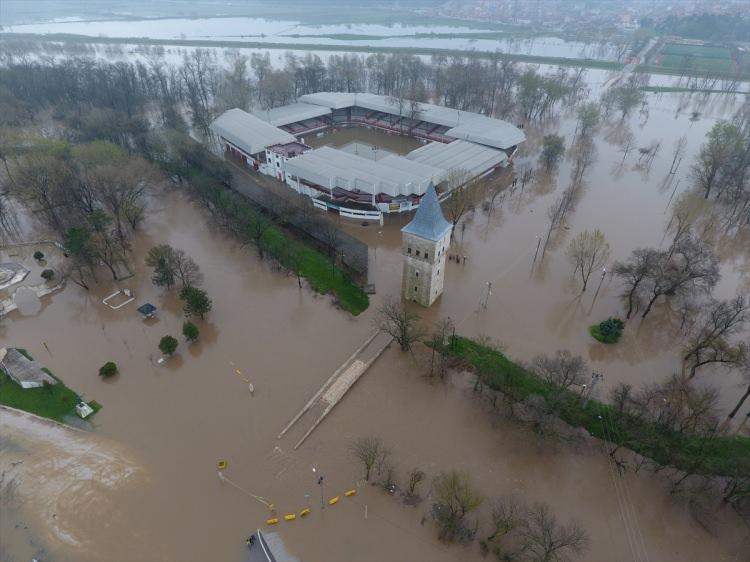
top-left (728, 385), bottom-right (750, 419)
top-left (641, 294), bottom-right (659, 318)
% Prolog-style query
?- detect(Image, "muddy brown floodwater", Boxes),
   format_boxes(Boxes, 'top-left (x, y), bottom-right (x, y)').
top-left (2, 88), bottom-right (750, 562)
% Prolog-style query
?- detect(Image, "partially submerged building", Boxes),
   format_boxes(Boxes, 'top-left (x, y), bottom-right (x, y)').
top-left (401, 184), bottom-right (452, 307)
top-left (210, 93), bottom-right (525, 219)
top-left (0, 347), bottom-right (57, 389)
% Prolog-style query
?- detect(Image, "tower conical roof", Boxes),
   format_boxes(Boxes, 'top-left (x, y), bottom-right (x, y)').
top-left (401, 184), bottom-right (452, 242)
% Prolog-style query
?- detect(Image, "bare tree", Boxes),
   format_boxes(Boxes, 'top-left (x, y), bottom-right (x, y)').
top-left (350, 436), bottom-right (386, 482)
top-left (727, 361), bottom-right (750, 421)
top-left (407, 468), bottom-right (425, 496)
top-left (441, 168), bottom-right (474, 230)
top-left (172, 248), bottom-right (203, 289)
top-left (683, 296), bottom-right (749, 378)
top-left (376, 296), bottom-right (425, 352)
top-left (520, 502), bottom-right (589, 562)
top-left (639, 235), bottom-right (720, 319)
top-left (612, 248), bottom-right (660, 319)
top-left (484, 495), bottom-right (525, 548)
top-left (428, 317), bottom-right (454, 380)
top-left (566, 229), bottom-right (610, 292)
top-left (532, 350), bottom-right (587, 390)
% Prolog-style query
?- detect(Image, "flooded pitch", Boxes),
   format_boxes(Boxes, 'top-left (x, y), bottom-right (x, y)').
top-left (2, 87), bottom-right (750, 561)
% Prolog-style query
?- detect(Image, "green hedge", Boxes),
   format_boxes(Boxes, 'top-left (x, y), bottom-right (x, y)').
top-left (446, 337), bottom-right (750, 477)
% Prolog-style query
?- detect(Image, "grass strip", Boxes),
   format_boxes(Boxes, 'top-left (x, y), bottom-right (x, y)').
top-left (446, 336), bottom-right (750, 477)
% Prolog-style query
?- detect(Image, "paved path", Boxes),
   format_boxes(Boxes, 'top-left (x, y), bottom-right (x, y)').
top-left (277, 330), bottom-right (393, 449)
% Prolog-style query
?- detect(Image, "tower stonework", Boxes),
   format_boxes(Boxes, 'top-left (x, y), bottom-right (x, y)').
top-left (401, 184), bottom-right (452, 307)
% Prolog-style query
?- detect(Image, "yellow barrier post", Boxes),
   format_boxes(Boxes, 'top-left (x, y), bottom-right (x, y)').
top-left (284, 513), bottom-right (296, 522)
top-left (266, 517), bottom-right (279, 525)
top-left (299, 508), bottom-right (311, 517)
top-left (344, 489), bottom-right (356, 497)
top-left (328, 496), bottom-right (340, 505)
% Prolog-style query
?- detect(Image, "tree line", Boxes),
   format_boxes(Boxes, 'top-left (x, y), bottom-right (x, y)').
top-left (348, 435), bottom-right (589, 561)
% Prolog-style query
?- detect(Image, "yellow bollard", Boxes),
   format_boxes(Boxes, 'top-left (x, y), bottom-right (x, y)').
top-left (344, 489), bottom-right (357, 497)
top-left (299, 508), bottom-right (311, 517)
top-left (328, 496), bottom-right (340, 505)
top-left (284, 513), bottom-right (296, 522)
top-left (217, 460), bottom-right (227, 470)
top-left (266, 517), bottom-right (279, 525)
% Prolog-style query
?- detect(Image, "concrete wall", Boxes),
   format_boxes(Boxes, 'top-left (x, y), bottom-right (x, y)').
top-left (401, 230), bottom-right (450, 307)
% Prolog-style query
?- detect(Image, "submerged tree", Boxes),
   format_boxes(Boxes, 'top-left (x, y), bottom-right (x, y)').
top-left (566, 229), bottom-right (610, 292)
top-left (159, 335), bottom-right (178, 356)
top-left (520, 503), bottom-right (589, 562)
top-left (180, 286), bottom-right (212, 319)
top-left (540, 134), bottom-right (566, 172)
top-left (350, 436), bottom-right (387, 482)
top-left (612, 248), bottom-right (660, 319)
top-left (433, 470), bottom-right (483, 541)
top-left (691, 121), bottom-right (744, 200)
top-left (683, 296), bottom-right (749, 378)
top-left (376, 296), bottom-right (425, 352)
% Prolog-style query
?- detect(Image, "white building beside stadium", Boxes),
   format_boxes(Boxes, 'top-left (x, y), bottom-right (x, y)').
top-left (210, 92), bottom-right (525, 219)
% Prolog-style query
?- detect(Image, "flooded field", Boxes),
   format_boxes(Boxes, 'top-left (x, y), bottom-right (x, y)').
top-left (4, 16), bottom-right (621, 60)
top-left (304, 126), bottom-right (424, 157)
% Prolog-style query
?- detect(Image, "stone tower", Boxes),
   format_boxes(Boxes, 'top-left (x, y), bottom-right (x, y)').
top-left (401, 184), bottom-right (452, 307)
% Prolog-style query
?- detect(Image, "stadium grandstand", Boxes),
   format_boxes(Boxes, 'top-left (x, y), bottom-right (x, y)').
top-left (210, 92), bottom-right (524, 219)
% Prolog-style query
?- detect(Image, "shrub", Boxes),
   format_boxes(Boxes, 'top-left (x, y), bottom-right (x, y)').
top-left (99, 362), bottom-right (118, 378)
top-left (590, 317), bottom-right (624, 344)
top-left (159, 335), bottom-right (178, 356)
top-left (183, 321), bottom-right (199, 342)
top-left (33, 251), bottom-right (45, 260)
top-left (41, 269), bottom-right (55, 281)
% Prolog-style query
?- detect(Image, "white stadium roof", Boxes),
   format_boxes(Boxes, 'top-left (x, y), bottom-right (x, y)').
top-left (284, 146), bottom-right (445, 198)
top-left (298, 92), bottom-right (525, 150)
top-left (406, 140), bottom-right (508, 178)
top-left (253, 102), bottom-right (332, 127)
top-left (210, 108), bottom-right (295, 155)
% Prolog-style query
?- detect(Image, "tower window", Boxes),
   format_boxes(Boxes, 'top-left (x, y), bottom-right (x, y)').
top-left (415, 271), bottom-right (419, 277)
top-left (407, 247), bottom-right (412, 254)
top-left (414, 286), bottom-right (418, 292)
top-left (425, 252), bottom-right (429, 259)
top-left (416, 250), bottom-right (420, 257)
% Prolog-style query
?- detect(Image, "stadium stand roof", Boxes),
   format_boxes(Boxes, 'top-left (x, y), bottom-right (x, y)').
top-left (406, 140), bottom-right (507, 177)
top-left (401, 184), bottom-right (452, 242)
top-left (253, 102), bottom-right (332, 127)
top-left (298, 92), bottom-right (525, 150)
top-left (210, 108), bottom-right (295, 155)
top-left (284, 146), bottom-right (445, 198)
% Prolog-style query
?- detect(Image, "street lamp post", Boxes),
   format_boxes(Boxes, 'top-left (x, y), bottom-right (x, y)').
top-left (313, 467), bottom-right (324, 509)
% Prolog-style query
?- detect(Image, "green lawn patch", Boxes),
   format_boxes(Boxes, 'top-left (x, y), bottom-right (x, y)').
top-left (657, 53), bottom-right (736, 74)
top-left (445, 336), bottom-right (750, 477)
top-left (661, 43), bottom-right (731, 59)
top-left (0, 366), bottom-right (97, 424)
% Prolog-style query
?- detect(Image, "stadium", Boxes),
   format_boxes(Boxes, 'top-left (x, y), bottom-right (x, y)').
top-left (210, 92), bottom-right (525, 220)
